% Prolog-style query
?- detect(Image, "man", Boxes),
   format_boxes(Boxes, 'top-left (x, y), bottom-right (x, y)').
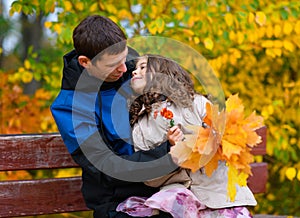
top-left (51, 15), bottom-right (176, 218)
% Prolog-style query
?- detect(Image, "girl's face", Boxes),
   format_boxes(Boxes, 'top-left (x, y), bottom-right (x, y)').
top-left (131, 57), bottom-right (148, 94)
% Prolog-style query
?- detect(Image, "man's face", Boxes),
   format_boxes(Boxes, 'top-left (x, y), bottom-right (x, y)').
top-left (87, 47), bottom-right (128, 82)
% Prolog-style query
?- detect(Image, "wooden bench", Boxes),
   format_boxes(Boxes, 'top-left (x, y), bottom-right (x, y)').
top-left (0, 126), bottom-right (268, 217)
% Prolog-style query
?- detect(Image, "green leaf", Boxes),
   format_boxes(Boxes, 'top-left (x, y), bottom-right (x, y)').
top-left (22, 6), bottom-right (31, 15)
top-left (291, 8), bottom-right (298, 18)
top-left (280, 8), bottom-right (289, 20)
top-left (223, 31), bottom-right (229, 40)
top-left (11, 1), bottom-right (22, 14)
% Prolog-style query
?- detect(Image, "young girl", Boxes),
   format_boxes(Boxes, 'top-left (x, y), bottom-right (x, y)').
top-left (117, 54), bottom-right (257, 217)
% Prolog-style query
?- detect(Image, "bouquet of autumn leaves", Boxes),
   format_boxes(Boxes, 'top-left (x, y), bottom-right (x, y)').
top-left (170, 94), bottom-right (264, 201)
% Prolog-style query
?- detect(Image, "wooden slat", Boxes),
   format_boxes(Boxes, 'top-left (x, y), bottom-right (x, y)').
top-left (0, 126), bottom-right (267, 171)
top-left (251, 126), bottom-right (267, 155)
top-left (0, 134), bottom-right (78, 171)
top-left (0, 177), bottom-right (89, 217)
top-left (248, 162), bottom-right (268, 194)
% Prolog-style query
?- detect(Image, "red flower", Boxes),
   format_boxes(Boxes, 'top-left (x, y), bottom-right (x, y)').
top-left (160, 107), bottom-right (175, 127)
top-left (160, 108), bottom-right (173, 119)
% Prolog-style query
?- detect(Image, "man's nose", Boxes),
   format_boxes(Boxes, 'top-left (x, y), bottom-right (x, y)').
top-left (117, 63), bottom-right (127, 72)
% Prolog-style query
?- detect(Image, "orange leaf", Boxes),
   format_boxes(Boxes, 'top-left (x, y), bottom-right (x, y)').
top-left (181, 152), bottom-right (202, 172)
top-left (222, 139), bottom-right (243, 159)
top-left (204, 152), bottom-right (220, 177)
top-left (203, 103), bottom-right (212, 127)
top-left (244, 111), bottom-right (264, 130)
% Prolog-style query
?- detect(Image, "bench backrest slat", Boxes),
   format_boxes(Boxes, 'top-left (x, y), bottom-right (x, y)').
top-left (0, 134), bottom-right (78, 171)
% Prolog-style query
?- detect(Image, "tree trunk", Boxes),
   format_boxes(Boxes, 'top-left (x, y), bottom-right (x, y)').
top-left (20, 13), bottom-right (44, 94)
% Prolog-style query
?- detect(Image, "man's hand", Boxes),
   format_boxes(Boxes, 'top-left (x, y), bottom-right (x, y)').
top-left (167, 125), bottom-right (184, 145)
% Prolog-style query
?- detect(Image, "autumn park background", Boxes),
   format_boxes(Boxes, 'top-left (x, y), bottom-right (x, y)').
top-left (0, 0), bottom-right (299, 217)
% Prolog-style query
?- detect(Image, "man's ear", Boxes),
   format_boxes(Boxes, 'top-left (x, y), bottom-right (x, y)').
top-left (78, 55), bottom-right (91, 68)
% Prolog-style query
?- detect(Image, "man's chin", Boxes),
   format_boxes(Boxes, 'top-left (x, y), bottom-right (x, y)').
top-left (107, 74), bottom-right (123, 82)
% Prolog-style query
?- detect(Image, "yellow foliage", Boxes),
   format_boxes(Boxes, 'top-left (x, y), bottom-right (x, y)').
top-left (53, 23), bottom-right (62, 34)
top-left (236, 32), bottom-right (244, 44)
top-left (44, 21), bottom-right (52, 28)
top-left (285, 167), bottom-right (297, 181)
top-left (148, 21), bottom-right (158, 35)
top-left (295, 20), bottom-right (300, 34)
top-left (261, 40), bottom-right (273, 48)
top-left (225, 13), bottom-right (234, 26)
top-left (229, 31), bottom-right (235, 41)
top-left (255, 11), bottom-right (267, 26)
top-left (21, 71), bottom-right (33, 83)
top-left (273, 40), bottom-right (283, 48)
top-left (106, 4), bottom-right (117, 14)
top-left (193, 36), bottom-right (200, 44)
top-left (55, 168), bottom-right (81, 178)
top-left (176, 10), bottom-right (185, 20)
top-left (203, 38), bottom-right (214, 50)
top-left (248, 12), bottom-right (255, 24)
top-left (283, 22), bottom-right (293, 35)
top-left (149, 5), bottom-right (158, 19)
top-left (155, 17), bottom-right (165, 34)
top-left (283, 40), bottom-right (295, 52)
top-left (75, 2), bottom-right (84, 11)
top-left (227, 165), bottom-right (249, 201)
top-left (118, 9), bottom-right (132, 19)
top-left (273, 24), bottom-right (281, 37)
top-left (89, 3), bottom-right (98, 12)
top-left (266, 25), bottom-right (273, 38)
top-left (64, 1), bottom-right (73, 11)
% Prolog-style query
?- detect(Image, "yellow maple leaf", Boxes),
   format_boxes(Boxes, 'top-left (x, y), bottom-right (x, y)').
top-left (222, 139), bottom-right (243, 159)
top-left (226, 94), bottom-right (244, 113)
top-left (244, 111), bottom-right (264, 130)
top-left (227, 164), bottom-right (239, 201)
top-left (246, 131), bottom-right (261, 147)
top-left (181, 152), bottom-right (202, 173)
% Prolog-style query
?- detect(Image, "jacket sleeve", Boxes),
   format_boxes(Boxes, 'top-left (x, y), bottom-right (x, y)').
top-left (51, 89), bottom-right (178, 186)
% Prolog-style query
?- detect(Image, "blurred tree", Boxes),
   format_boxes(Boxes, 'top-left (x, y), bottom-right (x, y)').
top-left (20, 12), bottom-right (44, 94)
top-left (0, 1), bottom-right (11, 67)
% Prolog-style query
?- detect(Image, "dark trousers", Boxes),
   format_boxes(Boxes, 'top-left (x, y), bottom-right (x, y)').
top-left (72, 150), bottom-right (172, 218)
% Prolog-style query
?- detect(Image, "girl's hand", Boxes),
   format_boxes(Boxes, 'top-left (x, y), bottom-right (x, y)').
top-left (167, 125), bottom-right (184, 145)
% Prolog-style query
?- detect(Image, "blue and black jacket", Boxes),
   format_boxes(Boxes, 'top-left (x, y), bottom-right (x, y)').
top-left (50, 49), bottom-right (177, 217)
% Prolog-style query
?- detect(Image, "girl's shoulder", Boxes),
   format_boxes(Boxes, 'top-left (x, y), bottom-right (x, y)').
top-left (192, 94), bottom-right (211, 108)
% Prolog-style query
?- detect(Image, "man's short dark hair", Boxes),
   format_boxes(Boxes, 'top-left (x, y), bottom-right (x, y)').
top-left (73, 15), bottom-right (127, 60)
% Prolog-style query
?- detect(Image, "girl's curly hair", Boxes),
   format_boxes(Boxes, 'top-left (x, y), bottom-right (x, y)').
top-left (129, 54), bottom-right (195, 126)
